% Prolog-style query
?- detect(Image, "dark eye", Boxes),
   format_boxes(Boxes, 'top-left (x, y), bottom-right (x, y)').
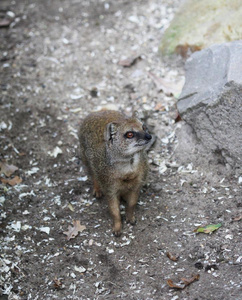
top-left (142, 124), bottom-right (147, 132)
top-left (125, 132), bottom-right (134, 139)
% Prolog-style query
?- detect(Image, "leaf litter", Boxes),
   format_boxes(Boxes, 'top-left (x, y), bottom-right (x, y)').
top-left (0, 161), bottom-right (18, 177)
top-left (63, 220), bottom-right (86, 240)
top-left (1, 176), bottom-right (22, 186)
top-left (166, 251), bottom-right (179, 262)
top-left (167, 274), bottom-right (200, 289)
top-left (194, 223), bottom-right (222, 234)
top-left (148, 71), bottom-right (184, 97)
top-left (118, 54), bottom-right (141, 67)
top-left (1, 0), bottom-right (241, 299)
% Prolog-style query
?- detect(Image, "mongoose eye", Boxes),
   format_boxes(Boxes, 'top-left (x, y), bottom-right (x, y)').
top-left (142, 124), bottom-right (147, 132)
top-left (125, 132), bottom-right (134, 139)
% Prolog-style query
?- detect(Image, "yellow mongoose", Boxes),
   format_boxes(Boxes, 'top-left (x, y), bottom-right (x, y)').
top-left (79, 110), bottom-right (153, 236)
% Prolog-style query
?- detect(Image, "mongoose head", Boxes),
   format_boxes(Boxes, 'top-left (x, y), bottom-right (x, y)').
top-left (105, 112), bottom-right (153, 157)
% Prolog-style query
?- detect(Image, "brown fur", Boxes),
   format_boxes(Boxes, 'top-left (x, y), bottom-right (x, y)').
top-left (79, 110), bottom-right (153, 236)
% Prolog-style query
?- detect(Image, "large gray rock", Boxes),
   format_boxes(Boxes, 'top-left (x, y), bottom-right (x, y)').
top-left (177, 41), bottom-right (242, 168)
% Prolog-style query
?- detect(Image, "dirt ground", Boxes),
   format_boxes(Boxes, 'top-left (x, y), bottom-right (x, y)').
top-left (0, 0), bottom-right (241, 299)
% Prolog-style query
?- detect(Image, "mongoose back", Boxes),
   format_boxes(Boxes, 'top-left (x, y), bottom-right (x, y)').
top-left (79, 110), bottom-right (153, 236)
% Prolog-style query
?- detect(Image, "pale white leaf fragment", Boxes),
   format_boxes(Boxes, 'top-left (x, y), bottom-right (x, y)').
top-left (62, 38), bottom-right (70, 44)
top-left (70, 283), bottom-right (76, 290)
top-left (48, 146), bottom-right (62, 157)
top-left (106, 247), bottom-right (114, 254)
top-left (161, 137), bottom-right (169, 144)
top-left (11, 221), bottom-right (21, 232)
top-left (70, 94), bottom-right (84, 100)
top-left (22, 224), bottom-right (32, 231)
top-left (69, 107), bottom-right (82, 113)
top-left (159, 161), bottom-right (167, 174)
top-left (95, 281), bottom-right (101, 288)
top-left (7, 11), bottom-right (15, 18)
top-left (202, 187), bottom-right (208, 193)
top-left (39, 227), bottom-right (50, 235)
top-left (52, 195), bottom-right (61, 205)
top-left (26, 167), bottom-right (39, 176)
top-left (2, 265), bottom-right (10, 273)
top-left (45, 177), bottom-right (53, 187)
top-left (19, 190), bottom-right (36, 199)
top-left (0, 121), bottom-right (7, 131)
top-left (0, 196), bottom-right (5, 205)
top-left (68, 203), bottom-right (75, 212)
top-left (235, 256), bottom-right (242, 263)
top-left (128, 15), bottom-right (140, 24)
top-left (74, 265), bottom-right (86, 273)
top-left (225, 234), bottom-right (233, 240)
top-left (77, 176), bottom-right (88, 182)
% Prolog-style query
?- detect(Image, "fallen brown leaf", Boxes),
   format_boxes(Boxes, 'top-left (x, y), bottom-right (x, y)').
top-left (0, 19), bottom-right (12, 28)
top-left (232, 215), bottom-right (242, 222)
top-left (18, 152), bottom-right (26, 157)
top-left (166, 251), bottom-right (179, 262)
top-left (167, 274), bottom-right (200, 289)
top-left (118, 55), bottom-right (141, 67)
top-left (181, 274), bottom-right (200, 285)
top-left (53, 277), bottom-right (63, 289)
top-left (175, 43), bottom-right (202, 58)
top-left (1, 176), bottom-right (22, 186)
top-left (0, 162), bottom-right (18, 177)
top-left (63, 220), bottom-right (86, 240)
top-left (175, 113), bottom-right (182, 123)
top-left (154, 103), bottom-right (165, 111)
top-left (167, 279), bottom-right (185, 289)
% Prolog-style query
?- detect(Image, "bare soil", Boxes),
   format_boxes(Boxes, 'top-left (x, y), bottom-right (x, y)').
top-left (0, 1), bottom-right (241, 300)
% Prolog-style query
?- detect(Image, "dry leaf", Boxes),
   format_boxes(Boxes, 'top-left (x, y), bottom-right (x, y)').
top-left (118, 55), bottom-right (141, 67)
top-left (53, 277), bottom-right (63, 289)
top-left (232, 215), bottom-right (242, 222)
top-left (194, 223), bottom-right (222, 234)
top-left (148, 72), bottom-right (183, 97)
top-left (63, 220), bottom-right (86, 240)
top-left (68, 203), bottom-right (75, 212)
top-left (175, 43), bottom-right (202, 58)
top-left (167, 279), bottom-right (185, 289)
top-left (175, 113), bottom-right (182, 123)
top-left (181, 274), bottom-right (200, 285)
top-left (154, 103), bottom-right (165, 111)
top-left (0, 162), bottom-right (18, 177)
top-left (0, 19), bottom-right (12, 28)
top-left (166, 251), bottom-right (179, 262)
top-left (167, 274), bottom-right (200, 289)
top-left (1, 176), bottom-right (22, 186)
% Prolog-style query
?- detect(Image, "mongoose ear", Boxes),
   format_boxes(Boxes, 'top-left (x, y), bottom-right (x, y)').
top-left (105, 122), bottom-right (118, 142)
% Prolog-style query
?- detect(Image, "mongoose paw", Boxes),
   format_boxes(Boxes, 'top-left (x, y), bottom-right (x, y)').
top-left (112, 223), bottom-right (122, 237)
top-left (93, 188), bottom-right (103, 198)
top-left (126, 216), bottom-right (136, 225)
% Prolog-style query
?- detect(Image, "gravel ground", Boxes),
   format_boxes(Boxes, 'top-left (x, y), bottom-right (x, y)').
top-left (0, 1), bottom-right (241, 299)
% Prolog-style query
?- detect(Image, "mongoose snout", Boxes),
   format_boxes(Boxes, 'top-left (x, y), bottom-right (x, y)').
top-left (79, 110), bottom-right (153, 236)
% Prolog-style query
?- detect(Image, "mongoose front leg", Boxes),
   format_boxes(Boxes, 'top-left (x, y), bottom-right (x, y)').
top-left (93, 178), bottom-right (103, 198)
top-left (107, 196), bottom-right (122, 237)
top-left (124, 190), bottom-right (139, 225)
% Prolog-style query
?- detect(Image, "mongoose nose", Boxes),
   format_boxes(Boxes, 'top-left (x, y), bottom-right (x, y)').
top-left (145, 133), bottom-right (152, 140)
